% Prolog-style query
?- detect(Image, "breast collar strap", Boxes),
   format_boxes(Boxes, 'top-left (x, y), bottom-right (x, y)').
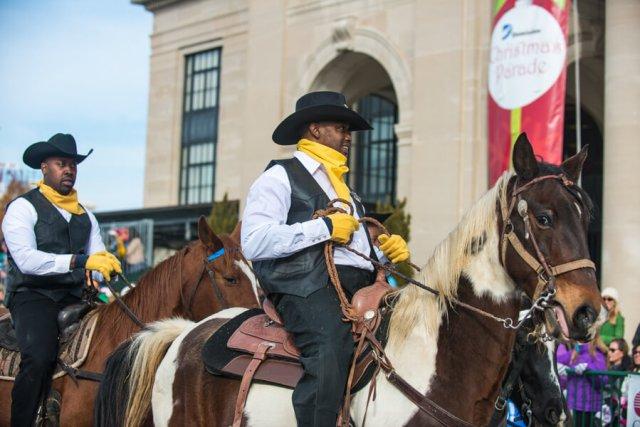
top-left (499, 174), bottom-right (596, 299)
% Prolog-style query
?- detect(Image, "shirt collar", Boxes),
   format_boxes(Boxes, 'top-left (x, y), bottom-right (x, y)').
top-left (294, 150), bottom-right (322, 174)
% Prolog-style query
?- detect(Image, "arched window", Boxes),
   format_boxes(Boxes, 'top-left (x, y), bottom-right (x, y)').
top-left (350, 94), bottom-right (398, 206)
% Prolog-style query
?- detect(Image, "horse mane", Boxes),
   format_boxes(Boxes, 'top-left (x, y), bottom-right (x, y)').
top-left (388, 172), bottom-right (513, 346)
top-left (96, 243), bottom-right (192, 339)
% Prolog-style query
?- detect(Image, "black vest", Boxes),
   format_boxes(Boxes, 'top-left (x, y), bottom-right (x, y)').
top-left (6, 189), bottom-right (91, 299)
top-left (252, 158), bottom-right (373, 297)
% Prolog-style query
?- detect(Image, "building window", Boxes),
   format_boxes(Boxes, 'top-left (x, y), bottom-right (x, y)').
top-left (350, 94), bottom-right (398, 206)
top-left (179, 49), bottom-right (221, 205)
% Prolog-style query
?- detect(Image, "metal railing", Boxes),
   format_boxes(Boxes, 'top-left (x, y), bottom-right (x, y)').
top-left (564, 369), bottom-right (630, 427)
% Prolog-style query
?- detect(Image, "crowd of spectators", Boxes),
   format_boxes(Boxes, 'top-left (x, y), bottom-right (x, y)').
top-left (556, 286), bottom-right (640, 426)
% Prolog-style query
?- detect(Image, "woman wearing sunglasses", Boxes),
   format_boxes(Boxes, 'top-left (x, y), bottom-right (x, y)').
top-left (600, 287), bottom-right (625, 347)
top-left (608, 338), bottom-right (632, 371)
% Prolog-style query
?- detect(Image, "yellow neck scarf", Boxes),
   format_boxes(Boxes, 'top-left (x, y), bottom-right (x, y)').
top-left (297, 138), bottom-right (351, 202)
top-left (37, 180), bottom-right (85, 215)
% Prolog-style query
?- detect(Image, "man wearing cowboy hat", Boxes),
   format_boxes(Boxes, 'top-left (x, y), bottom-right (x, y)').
top-left (242, 91), bottom-right (410, 426)
top-left (2, 133), bottom-right (121, 426)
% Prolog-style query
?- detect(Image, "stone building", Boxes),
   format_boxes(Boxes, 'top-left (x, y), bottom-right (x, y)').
top-left (131, 0), bottom-right (639, 344)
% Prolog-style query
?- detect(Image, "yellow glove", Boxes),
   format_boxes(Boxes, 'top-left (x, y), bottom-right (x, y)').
top-left (327, 213), bottom-right (360, 244)
top-left (86, 251), bottom-right (122, 281)
top-left (378, 234), bottom-right (410, 264)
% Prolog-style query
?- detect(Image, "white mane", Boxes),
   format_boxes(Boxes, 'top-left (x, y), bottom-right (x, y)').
top-left (388, 172), bottom-right (515, 347)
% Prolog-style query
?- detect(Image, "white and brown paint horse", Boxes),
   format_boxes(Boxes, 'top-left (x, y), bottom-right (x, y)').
top-left (0, 217), bottom-right (260, 426)
top-left (97, 134), bottom-right (603, 426)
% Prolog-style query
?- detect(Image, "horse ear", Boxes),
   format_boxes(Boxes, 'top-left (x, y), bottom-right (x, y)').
top-left (197, 216), bottom-right (224, 251)
top-left (230, 221), bottom-right (242, 244)
top-left (512, 133), bottom-right (539, 181)
top-left (561, 145), bottom-right (588, 183)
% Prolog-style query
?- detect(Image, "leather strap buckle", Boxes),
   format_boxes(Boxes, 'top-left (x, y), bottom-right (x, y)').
top-left (494, 395), bottom-right (507, 411)
top-left (537, 268), bottom-right (550, 284)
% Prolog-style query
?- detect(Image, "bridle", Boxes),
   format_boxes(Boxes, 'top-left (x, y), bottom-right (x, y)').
top-left (490, 312), bottom-right (540, 427)
top-left (490, 342), bottom-right (533, 427)
top-left (64, 244), bottom-right (241, 384)
top-left (497, 173), bottom-right (596, 333)
top-left (181, 245), bottom-right (252, 318)
top-left (182, 247), bottom-right (232, 317)
top-left (327, 175), bottom-right (596, 425)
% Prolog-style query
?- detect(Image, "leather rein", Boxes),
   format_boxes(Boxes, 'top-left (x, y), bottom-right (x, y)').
top-left (488, 338), bottom-right (534, 427)
top-left (64, 245), bottom-right (235, 385)
top-left (108, 245), bottom-right (232, 327)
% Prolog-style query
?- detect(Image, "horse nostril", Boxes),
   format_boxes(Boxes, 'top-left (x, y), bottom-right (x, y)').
top-left (546, 407), bottom-right (559, 424)
top-left (574, 304), bottom-right (597, 330)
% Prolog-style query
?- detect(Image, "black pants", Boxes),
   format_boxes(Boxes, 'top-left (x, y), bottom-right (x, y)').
top-left (273, 266), bottom-right (373, 427)
top-left (8, 291), bottom-right (80, 427)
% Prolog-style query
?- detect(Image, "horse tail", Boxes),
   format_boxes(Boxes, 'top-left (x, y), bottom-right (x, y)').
top-left (94, 338), bottom-right (136, 427)
top-left (123, 317), bottom-right (193, 427)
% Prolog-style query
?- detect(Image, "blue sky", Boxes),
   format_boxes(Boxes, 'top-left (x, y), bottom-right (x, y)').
top-left (0, 0), bottom-right (152, 211)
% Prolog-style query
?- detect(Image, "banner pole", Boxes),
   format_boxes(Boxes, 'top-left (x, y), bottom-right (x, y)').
top-left (572, 0), bottom-right (582, 185)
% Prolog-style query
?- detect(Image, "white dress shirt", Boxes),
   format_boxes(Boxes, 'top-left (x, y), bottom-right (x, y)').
top-left (2, 193), bottom-right (106, 276)
top-left (241, 151), bottom-right (374, 271)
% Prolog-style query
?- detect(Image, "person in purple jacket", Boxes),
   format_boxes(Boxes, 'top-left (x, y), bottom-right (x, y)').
top-left (557, 338), bottom-right (608, 425)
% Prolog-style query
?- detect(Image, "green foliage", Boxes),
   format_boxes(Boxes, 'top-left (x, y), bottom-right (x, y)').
top-left (377, 198), bottom-right (411, 242)
top-left (375, 198), bottom-right (413, 285)
top-left (207, 193), bottom-right (239, 234)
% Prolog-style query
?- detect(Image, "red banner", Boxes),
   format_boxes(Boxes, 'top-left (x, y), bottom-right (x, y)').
top-left (488, 0), bottom-right (570, 185)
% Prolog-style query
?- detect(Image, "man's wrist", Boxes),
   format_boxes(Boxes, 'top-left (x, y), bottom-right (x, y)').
top-left (322, 217), bottom-right (333, 235)
top-left (71, 254), bottom-right (89, 269)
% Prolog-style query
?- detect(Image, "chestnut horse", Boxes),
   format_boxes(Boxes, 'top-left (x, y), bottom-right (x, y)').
top-left (98, 134), bottom-right (603, 426)
top-left (0, 217), bottom-right (260, 426)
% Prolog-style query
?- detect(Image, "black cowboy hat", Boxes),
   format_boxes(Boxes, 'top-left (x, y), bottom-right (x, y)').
top-left (272, 91), bottom-right (372, 145)
top-left (23, 133), bottom-right (93, 169)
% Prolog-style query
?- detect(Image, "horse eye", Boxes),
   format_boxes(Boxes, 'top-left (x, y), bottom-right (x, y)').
top-left (224, 276), bottom-right (238, 285)
top-left (535, 214), bottom-right (552, 227)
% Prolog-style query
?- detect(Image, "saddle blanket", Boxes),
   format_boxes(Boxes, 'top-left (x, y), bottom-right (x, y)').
top-left (0, 311), bottom-right (99, 381)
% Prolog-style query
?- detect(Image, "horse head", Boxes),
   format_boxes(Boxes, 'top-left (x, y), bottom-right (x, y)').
top-left (512, 318), bottom-right (566, 426)
top-left (179, 216), bottom-right (260, 319)
top-left (504, 133), bottom-right (603, 342)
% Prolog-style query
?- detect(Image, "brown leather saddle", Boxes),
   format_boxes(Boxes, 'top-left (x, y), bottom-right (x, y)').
top-left (202, 277), bottom-right (392, 426)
